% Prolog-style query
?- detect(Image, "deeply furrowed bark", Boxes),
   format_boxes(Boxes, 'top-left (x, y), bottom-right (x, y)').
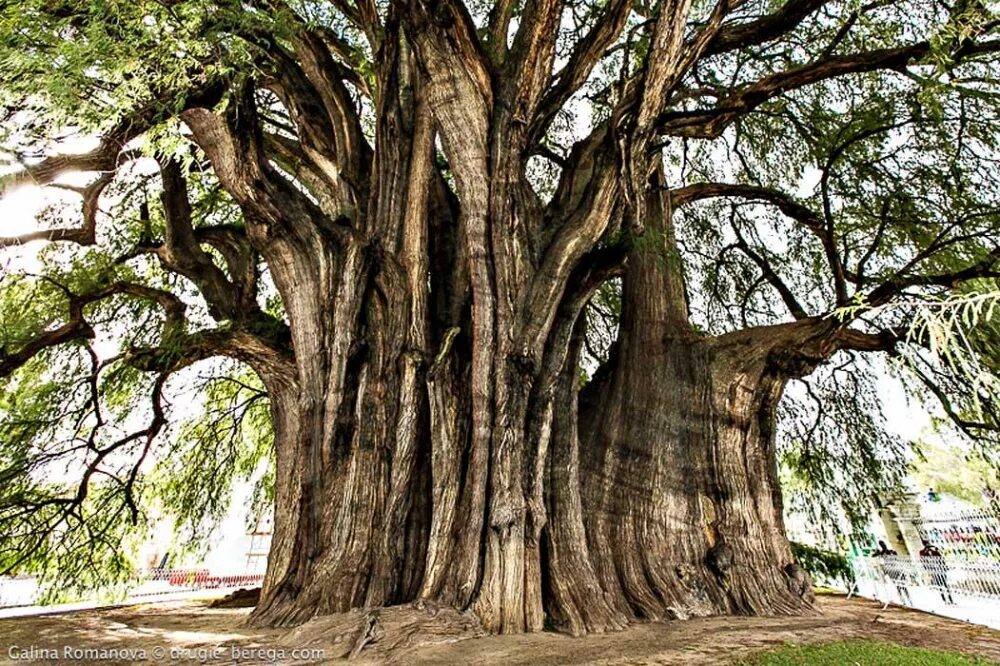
top-left (244, 170), bottom-right (814, 636)
top-left (180, 11), bottom-right (818, 638)
top-left (579, 180), bottom-right (811, 622)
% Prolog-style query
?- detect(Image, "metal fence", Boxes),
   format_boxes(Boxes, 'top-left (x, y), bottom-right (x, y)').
top-left (850, 554), bottom-right (1000, 629)
top-left (910, 509), bottom-right (1000, 560)
top-left (0, 569), bottom-right (264, 611)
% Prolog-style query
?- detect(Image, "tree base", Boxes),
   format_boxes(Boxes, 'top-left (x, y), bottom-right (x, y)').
top-left (256, 585), bottom-right (815, 660)
top-left (272, 603), bottom-right (486, 660)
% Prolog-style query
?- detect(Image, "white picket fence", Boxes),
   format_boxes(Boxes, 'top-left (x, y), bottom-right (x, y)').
top-left (850, 554), bottom-right (1000, 629)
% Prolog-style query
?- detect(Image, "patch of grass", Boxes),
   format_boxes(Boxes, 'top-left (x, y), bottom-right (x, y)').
top-left (738, 640), bottom-right (998, 665)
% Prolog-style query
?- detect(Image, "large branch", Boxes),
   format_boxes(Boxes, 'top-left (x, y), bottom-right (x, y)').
top-left (671, 182), bottom-right (822, 232)
top-left (0, 278), bottom-right (292, 382)
top-left (238, 17), bottom-right (371, 211)
top-left (529, 245), bottom-right (628, 418)
top-left (503, 0), bottom-right (564, 128)
top-left (156, 159), bottom-right (251, 322)
top-left (866, 247), bottom-right (1000, 306)
top-left (634, 0), bottom-right (700, 132)
top-left (1, 80), bottom-right (223, 195)
top-left (1, 134), bottom-right (128, 195)
top-left (670, 182), bottom-right (848, 304)
top-left (1, 80), bottom-right (224, 248)
top-left (658, 38), bottom-right (1000, 138)
top-left (702, 0), bottom-right (831, 57)
top-left (0, 282), bottom-right (185, 379)
top-left (530, 0), bottom-right (832, 146)
top-left (0, 152), bottom-right (144, 248)
top-left (530, 0), bottom-right (632, 146)
top-left (402, 0), bottom-right (493, 224)
top-left (231, 20), bottom-right (366, 205)
top-left (182, 81), bottom-right (348, 244)
top-left (293, 31), bottom-right (372, 189)
top-left (519, 137), bottom-right (621, 366)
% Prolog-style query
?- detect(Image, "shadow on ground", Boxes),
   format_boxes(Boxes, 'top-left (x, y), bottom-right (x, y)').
top-left (0, 594), bottom-right (997, 664)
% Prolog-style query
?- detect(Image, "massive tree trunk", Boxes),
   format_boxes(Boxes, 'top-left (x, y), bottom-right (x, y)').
top-left (241, 156), bottom-right (816, 634)
top-left (577, 179), bottom-right (811, 623)
top-left (179, 7), bottom-right (817, 637)
top-left (11, 0), bottom-right (995, 648)
top-left (580, 326), bottom-right (808, 621)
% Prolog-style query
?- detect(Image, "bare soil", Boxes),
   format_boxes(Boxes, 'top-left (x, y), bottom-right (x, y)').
top-left (0, 594), bottom-right (997, 665)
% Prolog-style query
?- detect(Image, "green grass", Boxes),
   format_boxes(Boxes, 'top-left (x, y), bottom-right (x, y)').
top-left (738, 640), bottom-right (998, 665)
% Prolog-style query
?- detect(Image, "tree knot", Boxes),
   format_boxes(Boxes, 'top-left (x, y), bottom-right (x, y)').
top-left (705, 540), bottom-right (734, 579)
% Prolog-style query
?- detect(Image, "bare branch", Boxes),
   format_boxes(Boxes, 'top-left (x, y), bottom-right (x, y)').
top-left (670, 181), bottom-right (849, 304)
top-left (0, 282), bottom-right (185, 379)
top-left (702, 0), bottom-right (831, 57)
top-left (728, 207), bottom-right (809, 320)
top-left (867, 247), bottom-right (1000, 306)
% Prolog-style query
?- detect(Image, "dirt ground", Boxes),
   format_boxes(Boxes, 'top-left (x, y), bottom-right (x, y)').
top-left (0, 594), bottom-right (997, 665)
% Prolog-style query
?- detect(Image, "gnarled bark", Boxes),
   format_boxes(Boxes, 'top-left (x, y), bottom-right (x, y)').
top-left (180, 3), bottom-right (820, 638)
top-left (578, 177), bottom-right (814, 623)
top-left (10, 0), bottom-right (998, 649)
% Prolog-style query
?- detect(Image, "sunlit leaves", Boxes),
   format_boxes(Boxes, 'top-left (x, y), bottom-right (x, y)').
top-left (151, 364), bottom-right (273, 547)
top-left (778, 354), bottom-right (910, 537)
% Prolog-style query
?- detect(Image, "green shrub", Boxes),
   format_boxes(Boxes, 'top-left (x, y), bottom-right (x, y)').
top-left (791, 541), bottom-right (854, 585)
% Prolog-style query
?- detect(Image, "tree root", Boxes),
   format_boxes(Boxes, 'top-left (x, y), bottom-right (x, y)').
top-left (275, 602), bottom-right (486, 661)
top-left (209, 588), bottom-right (261, 609)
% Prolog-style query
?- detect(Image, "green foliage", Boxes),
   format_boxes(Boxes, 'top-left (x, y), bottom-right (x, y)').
top-left (0, 0), bottom-right (270, 140)
top-left (0, 349), bottom-right (273, 587)
top-left (737, 640), bottom-right (996, 666)
top-left (0, 244), bottom-right (271, 586)
top-left (669, 0), bottom-right (1000, 539)
top-left (151, 365), bottom-right (273, 548)
top-left (910, 440), bottom-right (997, 507)
top-left (778, 354), bottom-right (910, 536)
top-left (790, 542), bottom-right (853, 585)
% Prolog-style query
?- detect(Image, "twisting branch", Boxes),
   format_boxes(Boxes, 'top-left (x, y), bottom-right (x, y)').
top-left (702, 0), bottom-right (831, 57)
top-left (182, 80), bottom-right (353, 247)
top-left (503, 0), bottom-right (564, 126)
top-left (1, 78), bottom-right (224, 195)
top-left (866, 247), bottom-right (1000, 306)
top-left (1, 132), bottom-right (132, 195)
top-left (0, 369), bottom-right (170, 576)
top-left (670, 181), bottom-right (848, 304)
top-left (0, 281), bottom-right (185, 379)
top-left (727, 207), bottom-right (809, 320)
top-left (156, 158), bottom-right (249, 321)
top-left (670, 182), bottom-right (823, 233)
top-left (520, 167), bottom-right (621, 365)
top-left (528, 0), bottom-right (632, 144)
top-left (658, 39), bottom-right (1000, 138)
top-left (0, 151), bottom-right (142, 248)
top-left (0, 274), bottom-right (292, 383)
